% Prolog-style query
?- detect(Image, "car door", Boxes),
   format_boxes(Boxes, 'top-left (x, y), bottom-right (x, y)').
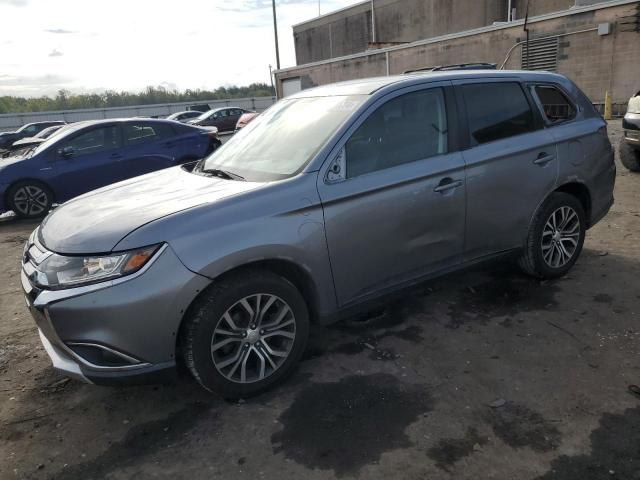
top-left (118, 122), bottom-right (181, 176)
top-left (50, 124), bottom-right (122, 200)
top-left (454, 79), bottom-right (558, 261)
top-left (317, 84), bottom-right (466, 306)
top-left (228, 109), bottom-right (242, 131)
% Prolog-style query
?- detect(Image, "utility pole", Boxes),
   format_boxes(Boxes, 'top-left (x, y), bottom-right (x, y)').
top-left (272, 0), bottom-right (281, 70)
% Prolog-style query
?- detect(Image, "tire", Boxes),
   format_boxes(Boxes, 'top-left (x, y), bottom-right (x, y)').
top-left (6, 181), bottom-right (53, 219)
top-left (181, 270), bottom-right (309, 398)
top-left (518, 192), bottom-right (586, 279)
top-left (619, 138), bottom-right (640, 172)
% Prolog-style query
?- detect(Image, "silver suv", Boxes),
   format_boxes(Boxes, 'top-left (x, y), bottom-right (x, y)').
top-left (620, 90), bottom-right (640, 171)
top-left (21, 71), bottom-right (615, 397)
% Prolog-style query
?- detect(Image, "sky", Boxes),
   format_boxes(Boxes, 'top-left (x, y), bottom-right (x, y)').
top-left (0, 0), bottom-right (361, 97)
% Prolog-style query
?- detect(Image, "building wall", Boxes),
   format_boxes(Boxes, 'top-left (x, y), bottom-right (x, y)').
top-left (293, 0), bottom-right (508, 64)
top-left (278, 2), bottom-right (640, 105)
top-left (293, 0), bottom-right (613, 64)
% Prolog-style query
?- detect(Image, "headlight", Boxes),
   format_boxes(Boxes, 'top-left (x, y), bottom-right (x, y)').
top-left (33, 244), bottom-right (161, 290)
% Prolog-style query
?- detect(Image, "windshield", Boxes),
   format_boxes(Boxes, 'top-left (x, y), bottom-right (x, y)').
top-left (200, 95), bottom-right (365, 181)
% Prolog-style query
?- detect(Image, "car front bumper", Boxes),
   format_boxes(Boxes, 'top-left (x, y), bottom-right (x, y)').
top-left (21, 236), bottom-right (210, 385)
top-left (623, 112), bottom-right (640, 148)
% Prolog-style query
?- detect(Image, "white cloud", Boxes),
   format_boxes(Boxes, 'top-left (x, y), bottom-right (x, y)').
top-left (0, 0), bottom-right (360, 97)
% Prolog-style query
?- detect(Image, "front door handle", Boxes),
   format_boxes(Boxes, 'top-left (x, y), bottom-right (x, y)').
top-left (434, 178), bottom-right (463, 193)
top-left (533, 152), bottom-right (555, 166)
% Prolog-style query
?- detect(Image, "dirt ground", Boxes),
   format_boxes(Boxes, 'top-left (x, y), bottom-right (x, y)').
top-left (1, 121), bottom-right (639, 480)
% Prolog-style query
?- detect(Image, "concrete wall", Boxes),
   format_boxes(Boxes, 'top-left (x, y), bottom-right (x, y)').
top-left (294, 0), bottom-right (508, 64)
top-left (277, 2), bottom-right (640, 105)
top-left (292, 0), bottom-right (616, 64)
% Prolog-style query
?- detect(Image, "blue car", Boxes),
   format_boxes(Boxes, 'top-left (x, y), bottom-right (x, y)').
top-left (0, 118), bottom-right (221, 218)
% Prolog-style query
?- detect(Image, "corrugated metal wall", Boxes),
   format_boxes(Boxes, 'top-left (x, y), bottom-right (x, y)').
top-left (0, 96), bottom-right (276, 132)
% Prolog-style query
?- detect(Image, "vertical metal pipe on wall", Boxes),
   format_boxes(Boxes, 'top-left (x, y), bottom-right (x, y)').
top-left (371, 0), bottom-right (376, 43)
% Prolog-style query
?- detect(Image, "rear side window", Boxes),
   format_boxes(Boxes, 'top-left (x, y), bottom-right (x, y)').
top-left (123, 123), bottom-right (175, 145)
top-left (532, 85), bottom-right (576, 123)
top-left (345, 88), bottom-right (448, 178)
top-left (61, 126), bottom-right (119, 156)
top-left (462, 82), bottom-right (535, 145)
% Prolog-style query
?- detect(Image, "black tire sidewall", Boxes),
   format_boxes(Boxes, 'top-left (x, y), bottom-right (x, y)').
top-left (7, 181), bottom-right (53, 218)
top-left (185, 272), bottom-right (309, 398)
top-left (619, 138), bottom-right (640, 172)
top-left (530, 193), bottom-right (586, 278)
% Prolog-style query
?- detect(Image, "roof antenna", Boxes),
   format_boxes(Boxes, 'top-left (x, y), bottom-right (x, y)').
top-left (523, 0), bottom-right (531, 69)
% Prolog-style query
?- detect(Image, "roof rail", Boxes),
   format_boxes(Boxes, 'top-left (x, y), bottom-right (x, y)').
top-left (404, 62), bottom-right (497, 74)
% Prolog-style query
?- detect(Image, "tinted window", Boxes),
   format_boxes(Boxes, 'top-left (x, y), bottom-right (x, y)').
top-left (462, 82), bottom-right (535, 145)
top-left (123, 123), bottom-right (175, 145)
top-left (533, 85), bottom-right (576, 123)
top-left (345, 88), bottom-right (448, 178)
top-left (61, 126), bottom-right (119, 156)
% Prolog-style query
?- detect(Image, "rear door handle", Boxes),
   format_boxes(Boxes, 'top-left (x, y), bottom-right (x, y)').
top-left (434, 178), bottom-right (463, 193)
top-left (533, 152), bottom-right (555, 166)
top-left (109, 152), bottom-right (123, 159)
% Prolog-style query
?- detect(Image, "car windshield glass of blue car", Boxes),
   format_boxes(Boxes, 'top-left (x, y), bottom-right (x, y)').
top-left (200, 95), bottom-right (366, 182)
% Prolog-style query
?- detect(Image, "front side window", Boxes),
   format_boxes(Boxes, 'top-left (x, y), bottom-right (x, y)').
top-left (462, 82), bottom-right (535, 145)
top-left (532, 84), bottom-right (576, 123)
top-left (345, 88), bottom-right (448, 178)
top-left (60, 126), bottom-right (118, 156)
top-left (200, 95), bottom-right (366, 181)
top-left (123, 123), bottom-right (174, 145)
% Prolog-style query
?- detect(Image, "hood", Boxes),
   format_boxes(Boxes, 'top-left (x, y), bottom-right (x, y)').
top-left (628, 94), bottom-right (640, 115)
top-left (39, 166), bottom-right (265, 254)
top-left (0, 131), bottom-right (15, 137)
top-left (12, 137), bottom-right (45, 147)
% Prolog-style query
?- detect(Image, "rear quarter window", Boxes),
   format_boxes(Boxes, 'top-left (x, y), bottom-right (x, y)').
top-left (531, 85), bottom-right (576, 124)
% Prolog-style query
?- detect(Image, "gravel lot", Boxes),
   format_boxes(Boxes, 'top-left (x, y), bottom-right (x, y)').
top-left (1, 121), bottom-right (638, 480)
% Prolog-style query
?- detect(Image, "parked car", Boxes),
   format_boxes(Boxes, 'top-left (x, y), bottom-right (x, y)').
top-left (0, 121), bottom-right (66, 150)
top-left (187, 104), bottom-right (212, 113)
top-left (21, 71), bottom-right (614, 397)
top-left (2, 124), bottom-right (67, 157)
top-left (166, 111), bottom-right (202, 123)
top-left (235, 112), bottom-right (259, 132)
top-left (619, 90), bottom-right (640, 171)
top-left (1, 118), bottom-right (220, 218)
top-left (186, 107), bottom-right (252, 132)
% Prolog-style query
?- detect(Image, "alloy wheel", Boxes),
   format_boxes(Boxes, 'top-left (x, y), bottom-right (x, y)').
top-left (210, 293), bottom-right (296, 384)
top-left (13, 185), bottom-right (49, 216)
top-left (541, 206), bottom-right (580, 268)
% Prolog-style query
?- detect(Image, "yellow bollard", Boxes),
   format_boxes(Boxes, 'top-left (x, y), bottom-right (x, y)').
top-left (604, 90), bottom-right (612, 120)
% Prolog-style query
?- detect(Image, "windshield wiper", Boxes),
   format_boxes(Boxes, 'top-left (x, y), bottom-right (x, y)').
top-left (200, 167), bottom-right (245, 181)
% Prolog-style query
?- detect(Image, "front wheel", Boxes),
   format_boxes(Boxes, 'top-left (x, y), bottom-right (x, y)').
top-left (518, 192), bottom-right (586, 279)
top-left (181, 270), bottom-right (309, 398)
top-left (7, 181), bottom-right (53, 218)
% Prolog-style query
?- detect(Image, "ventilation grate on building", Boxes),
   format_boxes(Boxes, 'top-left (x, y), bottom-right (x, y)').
top-left (521, 37), bottom-right (559, 71)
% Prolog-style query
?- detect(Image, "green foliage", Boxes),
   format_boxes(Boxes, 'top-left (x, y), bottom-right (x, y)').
top-left (0, 84), bottom-right (276, 114)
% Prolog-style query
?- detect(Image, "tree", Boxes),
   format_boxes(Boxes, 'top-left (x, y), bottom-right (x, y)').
top-left (0, 83), bottom-right (276, 114)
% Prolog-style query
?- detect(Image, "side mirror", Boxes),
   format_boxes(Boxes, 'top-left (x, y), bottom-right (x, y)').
top-left (58, 146), bottom-right (75, 158)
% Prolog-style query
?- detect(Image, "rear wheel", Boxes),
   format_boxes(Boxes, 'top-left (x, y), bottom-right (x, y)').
top-left (181, 270), bottom-right (309, 398)
top-left (619, 138), bottom-right (640, 172)
top-left (7, 181), bottom-right (53, 218)
top-left (518, 192), bottom-right (586, 278)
